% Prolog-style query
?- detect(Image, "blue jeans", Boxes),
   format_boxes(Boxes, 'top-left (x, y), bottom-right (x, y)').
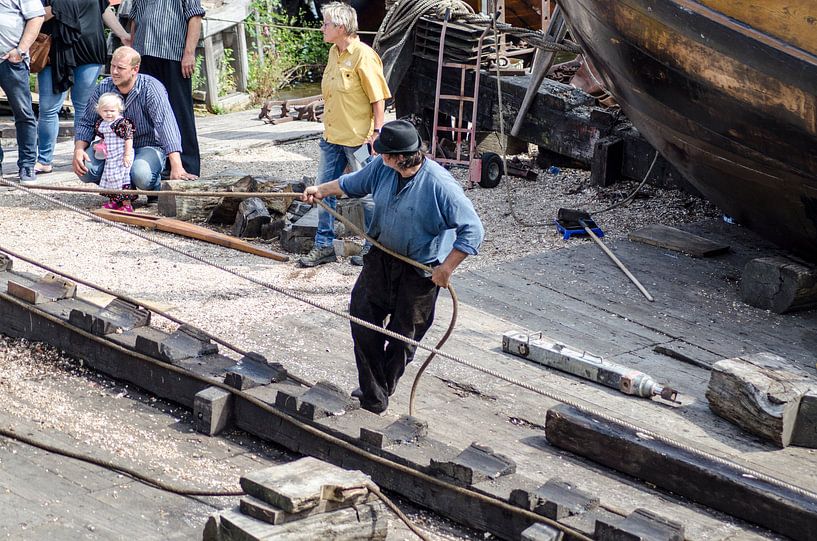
top-left (315, 138), bottom-right (375, 249)
top-left (37, 64), bottom-right (102, 165)
top-left (79, 146), bottom-right (165, 190)
top-left (0, 59), bottom-right (37, 170)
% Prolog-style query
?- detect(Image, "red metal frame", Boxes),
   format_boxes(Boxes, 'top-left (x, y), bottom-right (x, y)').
top-left (430, 11), bottom-right (492, 185)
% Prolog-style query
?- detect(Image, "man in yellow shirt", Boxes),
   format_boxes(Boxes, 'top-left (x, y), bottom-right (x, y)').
top-left (299, 1), bottom-right (391, 268)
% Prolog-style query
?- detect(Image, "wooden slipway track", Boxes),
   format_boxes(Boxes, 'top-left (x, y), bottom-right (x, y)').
top-left (1, 217), bottom-right (817, 541)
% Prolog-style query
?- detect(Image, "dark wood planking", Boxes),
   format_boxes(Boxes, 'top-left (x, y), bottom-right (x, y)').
top-left (628, 224), bottom-right (730, 257)
top-left (545, 404), bottom-right (817, 541)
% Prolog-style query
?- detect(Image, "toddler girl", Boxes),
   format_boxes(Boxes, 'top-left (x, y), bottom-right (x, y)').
top-left (94, 92), bottom-right (137, 211)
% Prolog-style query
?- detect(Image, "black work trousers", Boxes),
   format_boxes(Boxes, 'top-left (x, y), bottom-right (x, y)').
top-left (349, 247), bottom-right (440, 414)
top-left (138, 55), bottom-right (201, 176)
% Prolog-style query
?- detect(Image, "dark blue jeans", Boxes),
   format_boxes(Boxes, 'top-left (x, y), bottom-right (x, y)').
top-left (0, 59), bottom-right (37, 170)
top-left (314, 138), bottom-right (374, 248)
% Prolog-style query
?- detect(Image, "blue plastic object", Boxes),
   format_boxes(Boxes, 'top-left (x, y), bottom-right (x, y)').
top-left (554, 219), bottom-right (605, 240)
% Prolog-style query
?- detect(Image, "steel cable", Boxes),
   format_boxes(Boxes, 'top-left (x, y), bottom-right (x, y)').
top-left (2, 177), bottom-right (815, 502)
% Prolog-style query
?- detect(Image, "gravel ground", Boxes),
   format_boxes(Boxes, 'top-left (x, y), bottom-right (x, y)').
top-left (199, 139), bottom-right (722, 271)
top-left (0, 138), bottom-right (722, 539)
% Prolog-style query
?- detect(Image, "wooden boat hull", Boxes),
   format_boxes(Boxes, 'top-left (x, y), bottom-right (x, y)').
top-left (556, 0), bottom-right (817, 260)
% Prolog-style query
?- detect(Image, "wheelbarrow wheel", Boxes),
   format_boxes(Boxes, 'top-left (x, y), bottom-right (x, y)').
top-left (479, 152), bottom-right (503, 188)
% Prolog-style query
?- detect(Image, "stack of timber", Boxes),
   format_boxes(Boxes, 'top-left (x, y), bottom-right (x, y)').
top-left (414, 17), bottom-right (496, 64)
top-left (204, 457), bottom-right (388, 540)
top-left (158, 174), bottom-right (301, 224)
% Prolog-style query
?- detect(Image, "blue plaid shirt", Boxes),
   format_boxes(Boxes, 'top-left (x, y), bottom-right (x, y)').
top-left (75, 74), bottom-right (183, 156)
top-left (339, 157), bottom-right (484, 265)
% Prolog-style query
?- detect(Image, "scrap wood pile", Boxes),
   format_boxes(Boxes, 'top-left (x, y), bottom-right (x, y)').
top-left (157, 174), bottom-right (366, 257)
top-left (204, 457), bottom-right (389, 540)
top-left (259, 94), bottom-right (325, 125)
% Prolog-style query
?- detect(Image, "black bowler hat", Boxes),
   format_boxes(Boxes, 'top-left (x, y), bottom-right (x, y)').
top-left (373, 120), bottom-right (422, 154)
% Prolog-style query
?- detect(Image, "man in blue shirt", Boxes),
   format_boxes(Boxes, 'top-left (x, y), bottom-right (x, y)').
top-left (302, 120), bottom-right (484, 414)
top-left (73, 46), bottom-right (197, 190)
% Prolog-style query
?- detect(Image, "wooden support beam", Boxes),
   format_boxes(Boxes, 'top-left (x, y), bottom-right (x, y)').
top-left (93, 208), bottom-right (289, 262)
top-left (706, 353), bottom-right (816, 448)
top-left (740, 256), bottom-right (817, 313)
top-left (545, 404), bottom-right (817, 541)
top-left (589, 136), bottom-right (623, 187)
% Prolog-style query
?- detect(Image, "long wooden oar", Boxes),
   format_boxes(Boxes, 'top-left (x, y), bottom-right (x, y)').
top-left (93, 208), bottom-right (289, 262)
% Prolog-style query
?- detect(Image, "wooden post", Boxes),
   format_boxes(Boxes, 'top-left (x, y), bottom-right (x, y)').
top-left (203, 35), bottom-right (219, 112)
top-left (254, 8), bottom-right (265, 67)
top-left (235, 22), bottom-right (249, 93)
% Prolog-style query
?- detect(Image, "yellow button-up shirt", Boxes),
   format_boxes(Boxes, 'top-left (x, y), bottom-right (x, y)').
top-left (321, 38), bottom-right (391, 147)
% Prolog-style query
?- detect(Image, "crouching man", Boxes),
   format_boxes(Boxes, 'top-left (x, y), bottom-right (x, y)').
top-left (302, 120), bottom-right (484, 414)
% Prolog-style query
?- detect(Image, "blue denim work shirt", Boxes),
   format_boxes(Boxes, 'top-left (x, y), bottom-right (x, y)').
top-left (339, 157), bottom-right (484, 266)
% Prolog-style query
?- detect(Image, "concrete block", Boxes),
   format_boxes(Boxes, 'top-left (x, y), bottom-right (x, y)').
top-left (431, 442), bottom-right (516, 485)
top-left (332, 239), bottom-right (363, 257)
top-left (194, 386), bottom-right (234, 436)
top-left (240, 493), bottom-right (375, 526)
top-left (221, 501), bottom-right (387, 541)
top-left (359, 415), bottom-right (428, 449)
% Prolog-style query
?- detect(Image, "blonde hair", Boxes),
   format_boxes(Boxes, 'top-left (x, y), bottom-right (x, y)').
top-left (112, 46), bottom-right (141, 67)
top-left (321, 2), bottom-right (358, 36)
top-left (97, 92), bottom-right (124, 114)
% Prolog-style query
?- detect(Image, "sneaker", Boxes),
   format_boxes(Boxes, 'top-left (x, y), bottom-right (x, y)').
top-left (18, 167), bottom-right (35, 182)
top-left (349, 243), bottom-right (371, 266)
top-left (102, 201), bottom-right (120, 210)
top-left (351, 387), bottom-right (363, 399)
top-left (298, 245), bottom-right (337, 267)
top-left (34, 162), bottom-right (53, 174)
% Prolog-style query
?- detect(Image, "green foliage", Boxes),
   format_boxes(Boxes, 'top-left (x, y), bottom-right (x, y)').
top-left (191, 55), bottom-right (205, 93)
top-left (246, 0), bottom-right (329, 101)
top-left (218, 48), bottom-right (237, 97)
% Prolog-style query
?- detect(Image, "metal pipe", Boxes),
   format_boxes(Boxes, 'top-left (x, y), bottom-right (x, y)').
top-left (503, 331), bottom-right (678, 402)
